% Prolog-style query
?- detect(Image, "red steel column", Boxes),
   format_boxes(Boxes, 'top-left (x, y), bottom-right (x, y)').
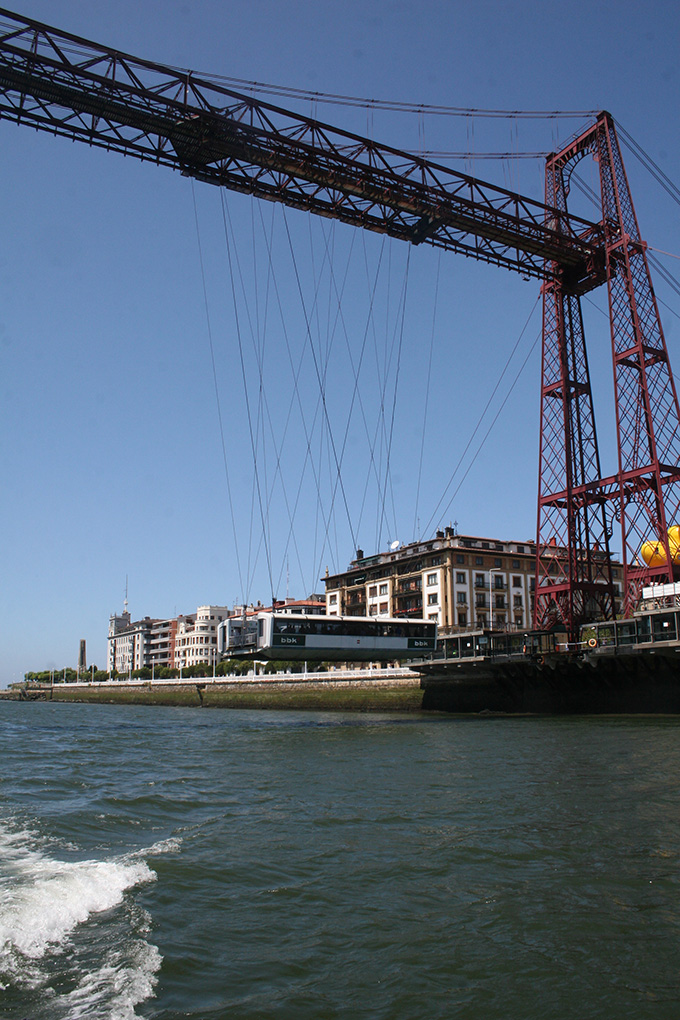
top-left (534, 113), bottom-right (680, 634)
top-left (535, 144), bottom-right (616, 636)
top-left (596, 113), bottom-right (680, 610)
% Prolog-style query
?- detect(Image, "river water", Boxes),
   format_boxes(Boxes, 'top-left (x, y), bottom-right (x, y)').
top-left (1, 702), bottom-right (680, 1019)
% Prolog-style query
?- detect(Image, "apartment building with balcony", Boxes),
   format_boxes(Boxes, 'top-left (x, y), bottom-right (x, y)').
top-left (173, 606), bottom-right (230, 671)
top-left (324, 528), bottom-right (623, 633)
top-left (108, 605), bottom-right (230, 674)
top-left (109, 598), bottom-right (327, 675)
top-left (108, 612), bottom-right (158, 674)
top-left (148, 617), bottom-right (178, 668)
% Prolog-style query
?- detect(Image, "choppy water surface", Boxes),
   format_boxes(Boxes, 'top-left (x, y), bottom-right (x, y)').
top-left (1, 703), bottom-right (680, 1019)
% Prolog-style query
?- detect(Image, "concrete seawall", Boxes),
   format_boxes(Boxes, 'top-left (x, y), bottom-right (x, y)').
top-left (39, 673), bottom-right (426, 712)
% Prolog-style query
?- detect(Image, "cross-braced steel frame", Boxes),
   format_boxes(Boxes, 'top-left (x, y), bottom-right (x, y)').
top-left (535, 113), bottom-right (680, 635)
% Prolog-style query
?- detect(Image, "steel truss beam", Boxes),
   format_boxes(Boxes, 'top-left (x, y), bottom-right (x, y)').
top-left (0, 7), bottom-right (603, 284)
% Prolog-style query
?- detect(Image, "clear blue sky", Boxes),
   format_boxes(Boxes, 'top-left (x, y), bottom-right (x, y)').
top-left (1, 0), bottom-right (679, 682)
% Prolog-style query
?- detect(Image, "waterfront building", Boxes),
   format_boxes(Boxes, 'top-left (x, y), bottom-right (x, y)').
top-left (148, 617), bottom-right (178, 668)
top-left (107, 613), bottom-right (158, 674)
top-left (108, 605), bottom-right (229, 674)
top-left (108, 598), bottom-right (328, 676)
top-left (216, 597), bottom-right (327, 658)
top-left (173, 605), bottom-right (230, 672)
top-left (323, 528), bottom-right (623, 633)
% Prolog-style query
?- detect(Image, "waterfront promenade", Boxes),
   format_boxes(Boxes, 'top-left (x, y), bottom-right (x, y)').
top-left (11, 667), bottom-right (425, 711)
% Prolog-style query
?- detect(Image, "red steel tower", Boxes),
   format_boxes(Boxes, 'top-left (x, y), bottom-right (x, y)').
top-left (536, 112), bottom-right (680, 635)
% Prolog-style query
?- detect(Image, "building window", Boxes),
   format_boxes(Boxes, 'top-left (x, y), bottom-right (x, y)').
top-left (456, 572), bottom-right (465, 584)
top-left (457, 592), bottom-right (466, 604)
top-left (475, 556), bottom-right (483, 566)
top-left (369, 604), bottom-right (377, 616)
top-left (493, 575), bottom-right (504, 589)
top-left (379, 583), bottom-right (388, 596)
top-left (379, 601), bottom-right (388, 613)
top-left (428, 613), bottom-right (438, 621)
top-left (512, 559), bottom-right (520, 569)
top-left (427, 573), bottom-right (437, 586)
top-left (514, 595), bottom-right (523, 608)
top-left (475, 574), bottom-right (485, 587)
top-left (329, 593), bottom-right (338, 604)
top-left (431, 556), bottom-right (441, 566)
top-left (456, 554), bottom-right (465, 564)
top-left (513, 576), bottom-right (521, 587)
top-left (517, 545), bottom-right (525, 553)
top-left (494, 558), bottom-right (502, 568)
top-left (458, 612), bottom-right (467, 628)
top-left (369, 586), bottom-right (377, 598)
top-left (427, 593), bottom-right (438, 606)
top-left (515, 614), bottom-right (523, 627)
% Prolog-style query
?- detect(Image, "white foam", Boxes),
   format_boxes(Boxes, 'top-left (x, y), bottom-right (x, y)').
top-left (1, 854), bottom-right (155, 960)
top-left (57, 940), bottom-right (162, 1020)
top-left (0, 819), bottom-right (174, 1014)
top-left (141, 836), bottom-right (182, 856)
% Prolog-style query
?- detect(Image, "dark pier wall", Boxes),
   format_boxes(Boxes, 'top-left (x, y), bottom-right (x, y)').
top-left (420, 650), bottom-right (680, 714)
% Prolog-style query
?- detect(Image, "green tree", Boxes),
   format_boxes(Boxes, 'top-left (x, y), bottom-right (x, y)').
top-left (156, 665), bottom-right (179, 679)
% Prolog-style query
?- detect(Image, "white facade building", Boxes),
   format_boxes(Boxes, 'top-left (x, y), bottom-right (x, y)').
top-left (108, 605), bottom-right (230, 675)
top-left (173, 606), bottom-right (230, 671)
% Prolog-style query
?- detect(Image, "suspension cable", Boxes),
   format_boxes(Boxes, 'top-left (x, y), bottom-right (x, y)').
top-left (220, 191), bottom-right (276, 607)
top-left (377, 248), bottom-right (411, 551)
top-left (191, 181), bottom-right (246, 606)
top-left (648, 253), bottom-right (680, 302)
top-left (423, 294), bottom-right (541, 536)
top-left (616, 121), bottom-right (680, 210)
top-left (434, 329), bottom-right (542, 530)
top-left (281, 207), bottom-right (359, 556)
top-left (320, 233), bottom-right (388, 564)
top-left (257, 206), bottom-right (344, 578)
top-left (413, 253), bottom-right (441, 540)
top-left (180, 66), bottom-right (598, 120)
top-left (268, 214), bottom-right (355, 593)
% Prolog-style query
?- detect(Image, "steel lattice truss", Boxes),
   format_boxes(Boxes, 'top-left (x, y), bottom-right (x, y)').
top-left (535, 113), bottom-right (680, 633)
top-left (0, 8), bottom-right (603, 284)
top-left (0, 10), bottom-right (678, 638)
